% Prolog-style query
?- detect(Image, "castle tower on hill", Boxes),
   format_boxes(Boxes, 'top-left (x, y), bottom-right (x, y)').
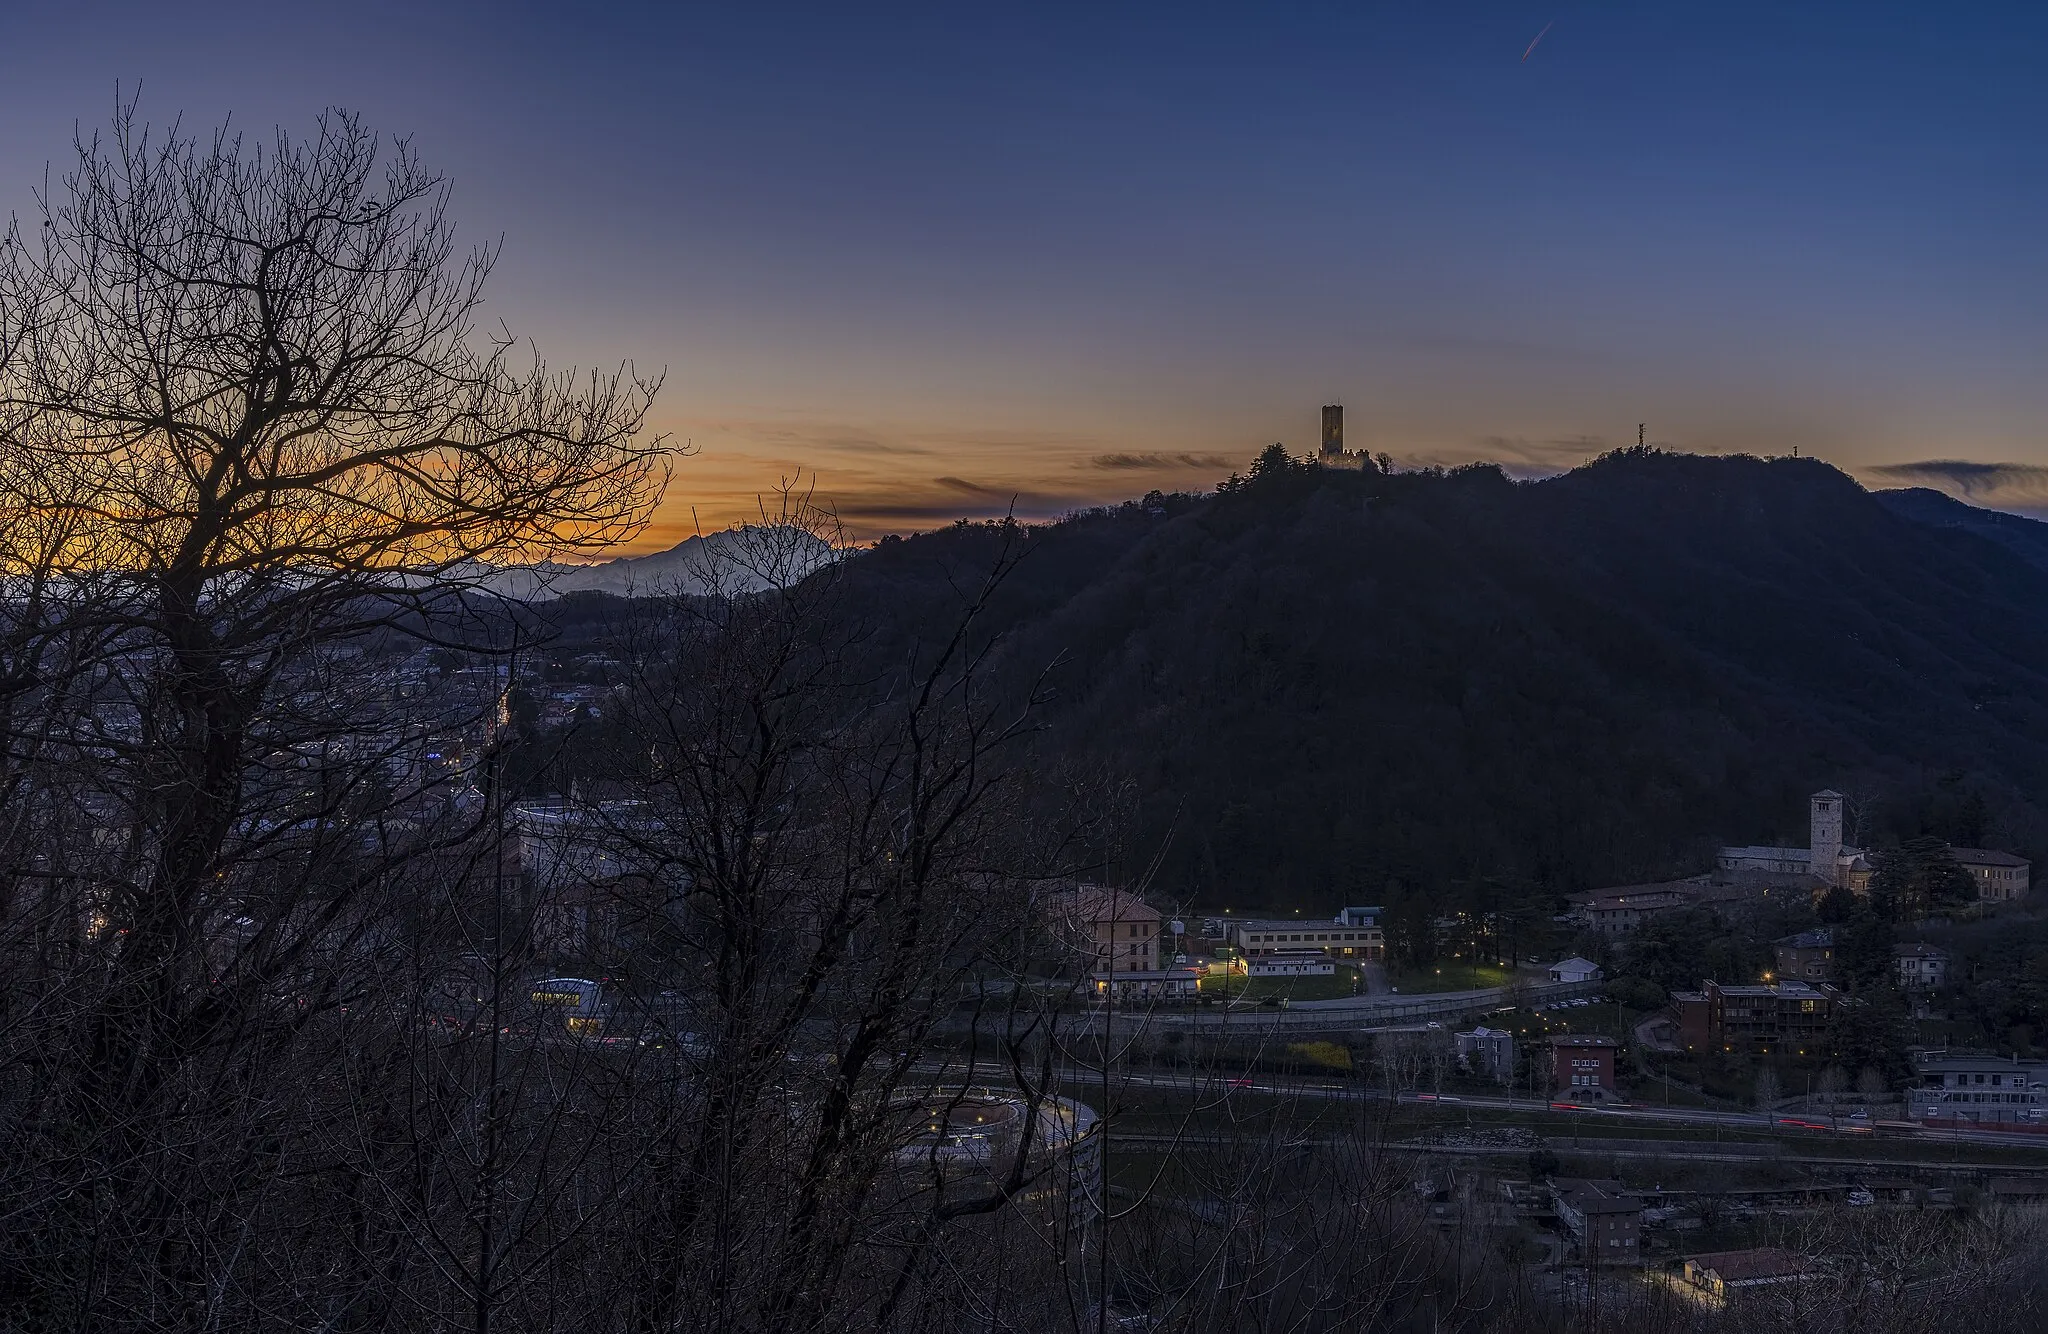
top-left (1320, 404), bottom-right (1344, 463)
top-left (1808, 790), bottom-right (1844, 882)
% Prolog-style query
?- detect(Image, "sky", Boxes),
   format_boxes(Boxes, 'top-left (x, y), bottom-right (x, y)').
top-left (4, 2), bottom-right (2048, 548)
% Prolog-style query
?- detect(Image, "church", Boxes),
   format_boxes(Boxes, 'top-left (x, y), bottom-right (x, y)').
top-left (1717, 790), bottom-right (1870, 893)
top-left (1719, 790), bottom-right (2033, 902)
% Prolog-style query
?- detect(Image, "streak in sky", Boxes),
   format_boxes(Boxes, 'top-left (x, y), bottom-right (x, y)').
top-left (1523, 20), bottom-right (1555, 62)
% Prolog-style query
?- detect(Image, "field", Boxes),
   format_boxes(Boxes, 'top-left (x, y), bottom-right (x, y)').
top-left (1199, 963), bottom-right (1361, 1004)
top-left (1386, 962), bottom-right (1516, 993)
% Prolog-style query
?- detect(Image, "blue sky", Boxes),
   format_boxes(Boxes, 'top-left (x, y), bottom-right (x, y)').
top-left (5, 2), bottom-right (2046, 542)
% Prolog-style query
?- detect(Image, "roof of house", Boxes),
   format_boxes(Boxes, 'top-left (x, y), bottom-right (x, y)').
top-left (1709, 979), bottom-right (1834, 1000)
top-left (1952, 847), bottom-right (2030, 868)
top-left (1893, 942), bottom-right (1949, 960)
top-left (1556, 1179), bottom-right (1640, 1213)
top-left (1684, 1248), bottom-right (1814, 1283)
top-left (1551, 956), bottom-right (1600, 971)
top-left (1058, 885), bottom-right (1162, 925)
top-left (1567, 875), bottom-right (1712, 906)
top-left (1230, 917), bottom-right (1378, 933)
top-left (1775, 928), bottom-right (1834, 949)
top-left (1549, 1034), bottom-right (1618, 1049)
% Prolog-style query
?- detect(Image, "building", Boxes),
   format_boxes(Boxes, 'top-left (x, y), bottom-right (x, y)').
top-left (1670, 979), bottom-right (1844, 1055)
top-left (1051, 885), bottom-right (1163, 974)
top-left (1566, 874), bottom-right (1789, 936)
top-left (1225, 916), bottom-right (1384, 960)
top-left (1089, 968), bottom-right (1201, 1004)
top-left (1718, 790), bottom-right (1871, 893)
top-left (1549, 1035), bottom-right (1620, 1102)
top-left (1320, 404), bottom-right (1343, 462)
top-left (1552, 1179), bottom-right (1642, 1263)
top-left (1548, 957), bottom-right (1603, 984)
top-left (1952, 848), bottom-right (2031, 902)
top-left (1679, 1249), bottom-right (1816, 1305)
top-left (1894, 942), bottom-right (1949, 991)
top-left (1570, 884), bottom-right (1694, 936)
top-left (1335, 905), bottom-right (1382, 928)
top-left (1772, 928), bottom-right (1834, 983)
top-left (1247, 953), bottom-right (1334, 978)
top-left (1906, 1053), bottom-right (2048, 1126)
top-left (1454, 1025), bottom-right (1517, 1083)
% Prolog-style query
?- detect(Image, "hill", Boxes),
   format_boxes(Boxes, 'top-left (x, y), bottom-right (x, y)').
top-left (832, 451), bottom-right (2048, 913)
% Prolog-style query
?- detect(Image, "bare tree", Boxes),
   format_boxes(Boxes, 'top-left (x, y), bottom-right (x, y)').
top-left (0, 101), bottom-right (664, 1330)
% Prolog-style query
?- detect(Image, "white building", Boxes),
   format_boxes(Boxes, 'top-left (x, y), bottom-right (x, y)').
top-left (1089, 968), bottom-right (1201, 1003)
top-left (1226, 917), bottom-right (1384, 959)
top-left (1906, 1054), bottom-right (2048, 1125)
top-left (1548, 957), bottom-right (1603, 984)
top-left (1894, 943), bottom-right (1949, 991)
top-left (1249, 954), bottom-right (1335, 978)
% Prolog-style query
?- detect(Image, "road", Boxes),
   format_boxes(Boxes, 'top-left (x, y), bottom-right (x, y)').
top-left (924, 1057), bottom-right (2048, 1154)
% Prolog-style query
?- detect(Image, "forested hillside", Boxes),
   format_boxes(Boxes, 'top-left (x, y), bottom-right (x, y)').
top-left (829, 449), bottom-right (2048, 912)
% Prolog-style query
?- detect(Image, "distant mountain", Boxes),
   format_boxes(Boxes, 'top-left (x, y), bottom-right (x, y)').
top-left (1874, 487), bottom-right (2048, 577)
top-left (485, 526), bottom-right (835, 599)
top-left (829, 451), bottom-right (2048, 912)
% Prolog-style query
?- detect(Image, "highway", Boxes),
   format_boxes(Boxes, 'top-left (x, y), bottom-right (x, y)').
top-left (928, 1058), bottom-right (2048, 1154)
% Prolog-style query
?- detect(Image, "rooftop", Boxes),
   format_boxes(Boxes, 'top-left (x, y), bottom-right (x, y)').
top-left (1775, 928), bottom-right (1834, 949)
top-left (1055, 884), bottom-right (1162, 925)
top-left (1556, 1178), bottom-right (1640, 1213)
top-left (1952, 847), bottom-right (2029, 868)
top-left (1684, 1248), bottom-right (1814, 1283)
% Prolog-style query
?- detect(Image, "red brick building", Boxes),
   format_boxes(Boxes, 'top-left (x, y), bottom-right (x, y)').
top-left (1549, 1035), bottom-right (1620, 1102)
top-left (1671, 979), bottom-right (1844, 1055)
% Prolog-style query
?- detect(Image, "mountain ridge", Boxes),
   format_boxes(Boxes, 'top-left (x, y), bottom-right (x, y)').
top-left (826, 451), bottom-right (2048, 910)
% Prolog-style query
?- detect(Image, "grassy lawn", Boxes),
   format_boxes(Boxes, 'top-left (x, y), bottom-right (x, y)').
top-left (1200, 964), bottom-right (1360, 1004)
top-left (1388, 962), bottom-right (1516, 993)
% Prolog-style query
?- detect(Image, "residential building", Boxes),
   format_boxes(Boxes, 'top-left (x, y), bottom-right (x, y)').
top-left (1225, 917), bottom-right (1384, 960)
top-left (1548, 957), bottom-right (1603, 984)
top-left (1772, 928), bottom-right (1834, 983)
top-left (1549, 1035), bottom-right (1620, 1102)
top-left (1455, 1026), bottom-right (1517, 1083)
top-left (1894, 943), bottom-right (1949, 991)
top-left (1570, 885), bottom-right (1692, 936)
top-left (1679, 1249), bottom-right (1816, 1304)
top-left (1670, 979), bottom-right (1844, 1055)
top-left (1566, 874), bottom-right (1793, 936)
top-left (1335, 905), bottom-right (1383, 928)
top-left (1952, 848), bottom-right (2031, 902)
top-left (1552, 1179), bottom-right (1642, 1263)
top-left (1051, 885), bottom-right (1163, 974)
top-left (1906, 1053), bottom-right (2048, 1125)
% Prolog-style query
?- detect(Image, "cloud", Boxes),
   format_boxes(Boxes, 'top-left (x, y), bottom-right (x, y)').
top-left (1471, 434), bottom-right (1610, 467)
top-left (1087, 451), bottom-right (1237, 472)
top-left (1865, 459), bottom-right (2048, 504)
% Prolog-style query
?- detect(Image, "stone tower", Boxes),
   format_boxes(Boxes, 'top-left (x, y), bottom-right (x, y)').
top-left (1320, 404), bottom-right (1344, 463)
top-left (1809, 790), bottom-right (1845, 885)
